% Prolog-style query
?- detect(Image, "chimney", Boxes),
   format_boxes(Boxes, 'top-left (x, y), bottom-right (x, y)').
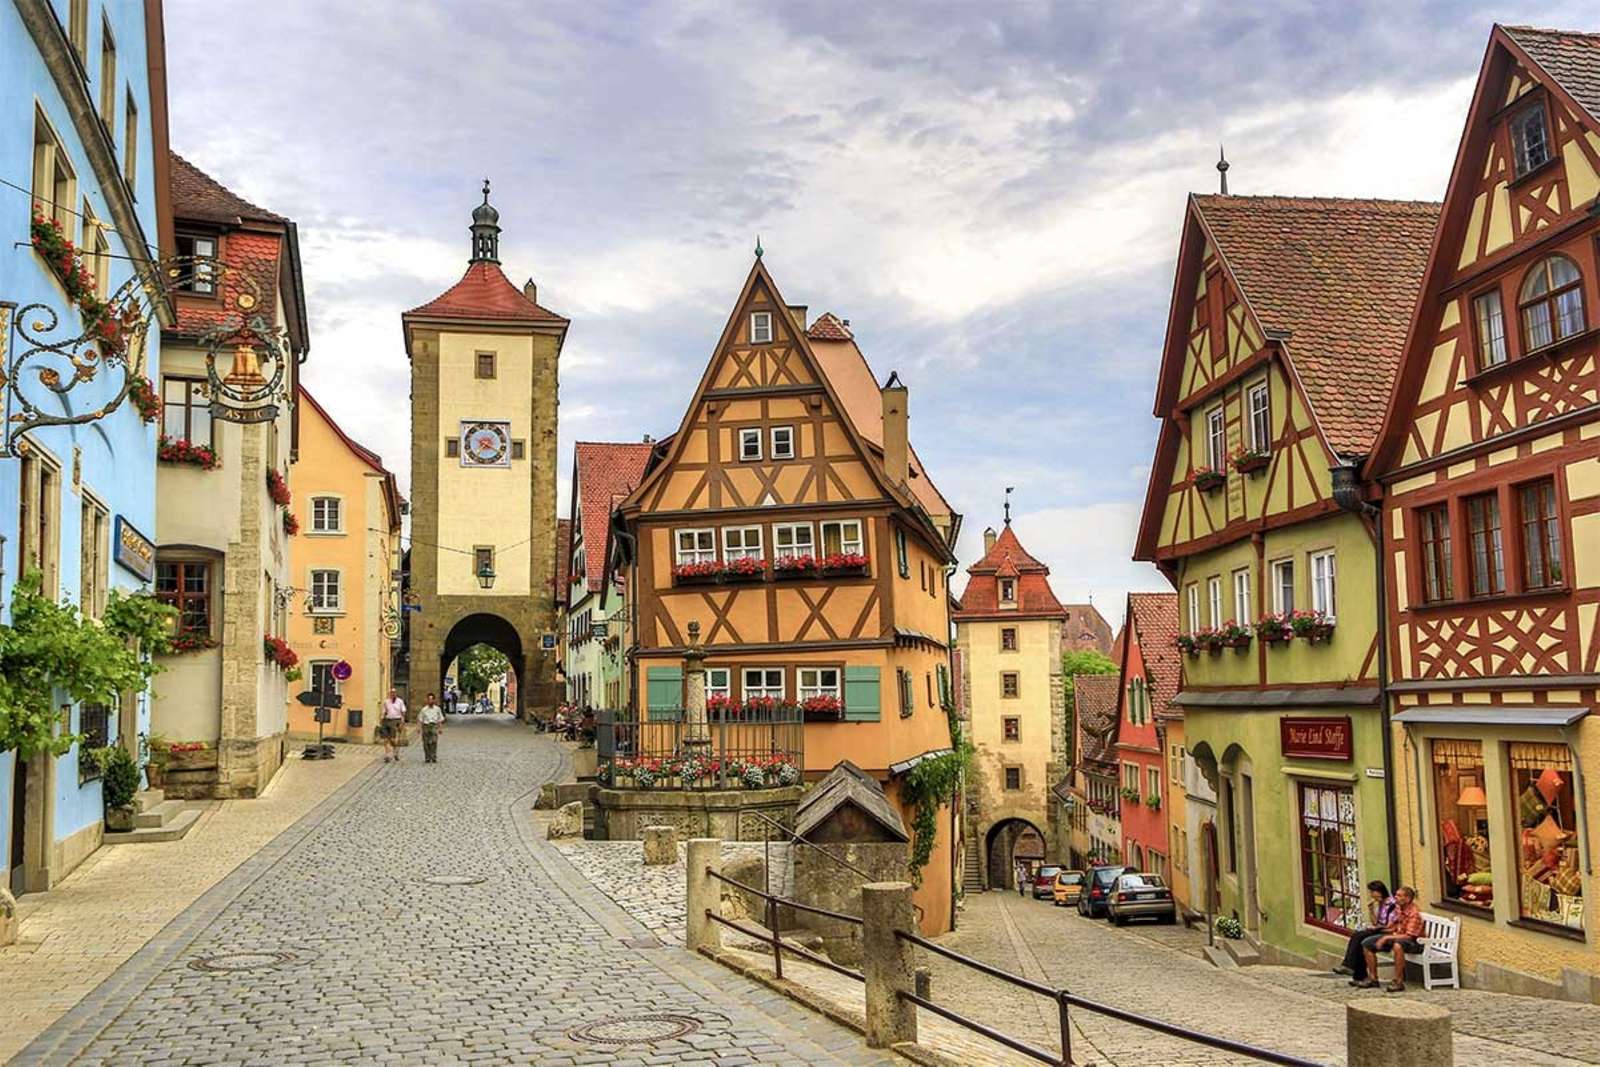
top-left (881, 372), bottom-right (908, 488)
top-left (787, 304), bottom-right (808, 331)
top-left (523, 278), bottom-right (538, 303)
top-left (983, 527), bottom-right (997, 554)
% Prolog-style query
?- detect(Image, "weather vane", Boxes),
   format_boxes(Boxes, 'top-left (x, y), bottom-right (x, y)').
top-left (1004, 486), bottom-right (1014, 525)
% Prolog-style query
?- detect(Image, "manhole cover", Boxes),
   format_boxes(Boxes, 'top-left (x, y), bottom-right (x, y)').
top-left (421, 875), bottom-right (487, 886)
top-left (188, 950), bottom-right (299, 973)
top-left (567, 1014), bottom-right (701, 1046)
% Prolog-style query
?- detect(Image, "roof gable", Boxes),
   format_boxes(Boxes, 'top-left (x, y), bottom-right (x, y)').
top-left (954, 524), bottom-right (1067, 620)
top-left (571, 442), bottom-right (653, 597)
top-left (405, 261), bottom-right (568, 324)
top-left (295, 386), bottom-right (403, 529)
top-left (1126, 592), bottom-right (1182, 721)
top-left (1074, 673), bottom-right (1121, 769)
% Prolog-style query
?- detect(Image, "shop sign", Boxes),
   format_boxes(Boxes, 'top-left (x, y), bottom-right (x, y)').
top-left (113, 517), bottom-right (155, 582)
top-left (1280, 716), bottom-right (1352, 761)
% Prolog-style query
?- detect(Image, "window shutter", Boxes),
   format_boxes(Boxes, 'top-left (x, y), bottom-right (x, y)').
top-left (843, 666), bottom-right (881, 722)
top-left (645, 666), bottom-right (683, 721)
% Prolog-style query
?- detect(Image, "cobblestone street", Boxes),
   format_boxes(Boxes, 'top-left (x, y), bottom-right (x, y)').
top-left (9, 718), bottom-right (893, 1066)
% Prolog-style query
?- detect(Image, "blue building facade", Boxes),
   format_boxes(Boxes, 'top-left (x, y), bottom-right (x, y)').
top-left (2, 0), bottom-right (170, 895)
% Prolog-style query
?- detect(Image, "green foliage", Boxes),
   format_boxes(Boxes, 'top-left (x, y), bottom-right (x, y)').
top-left (1060, 648), bottom-right (1118, 764)
top-left (103, 589), bottom-right (177, 656)
top-left (457, 643), bottom-right (510, 696)
top-left (96, 745), bottom-right (141, 810)
top-left (901, 698), bottom-right (974, 885)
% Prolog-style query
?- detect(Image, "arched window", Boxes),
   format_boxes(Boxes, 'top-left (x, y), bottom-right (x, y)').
top-left (1518, 255), bottom-right (1586, 351)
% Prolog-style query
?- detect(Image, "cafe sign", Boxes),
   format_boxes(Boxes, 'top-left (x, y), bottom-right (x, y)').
top-left (114, 517), bottom-right (155, 582)
top-left (1280, 716), bottom-right (1353, 761)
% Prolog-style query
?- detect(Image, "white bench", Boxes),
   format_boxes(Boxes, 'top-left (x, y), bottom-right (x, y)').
top-left (1401, 912), bottom-right (1460, 990)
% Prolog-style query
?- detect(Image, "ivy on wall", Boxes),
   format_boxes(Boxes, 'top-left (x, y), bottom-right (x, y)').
top-left (901, 699), bottom-right (975, 884)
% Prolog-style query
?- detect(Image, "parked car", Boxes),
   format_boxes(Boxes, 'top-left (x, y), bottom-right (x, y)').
top-left (1031, 865), bottom-right (1062, 900)
top-left (1106, 872), bottom-right (1177, 926)
top-left (1077, 864), bottom-right (1127, 918)
top-left (1051, 869), bottom-right (1086, 907)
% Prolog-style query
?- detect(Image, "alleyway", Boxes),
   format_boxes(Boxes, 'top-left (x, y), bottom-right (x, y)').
top-left (9, 719), bottom-right (892, 1066)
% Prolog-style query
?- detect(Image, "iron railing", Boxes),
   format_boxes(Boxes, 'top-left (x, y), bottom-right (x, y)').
top-left (703, 866), bottom-right (865, 985)
top-left (597, 706), bottom-right (803, 791)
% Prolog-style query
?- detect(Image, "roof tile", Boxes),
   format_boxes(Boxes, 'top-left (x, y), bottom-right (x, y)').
top-left (1075, 674), bottom-right (1121, 768)
top-left (1128, 592), bottom-right (1182, 720)
top-left (169, 152), bottom-right (286, 224)
top-left (406, 261), bottom-right (567, 323)
top-left (954, 525), bottom-right (1067, 620)
top-left (1506, 25), bottom-right (1600, 124)
top-left (573, 442), bottom-right (654, 594)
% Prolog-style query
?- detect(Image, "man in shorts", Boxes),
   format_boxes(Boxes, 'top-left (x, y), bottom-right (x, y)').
top-left (380, 689), bottom-right (407, 763)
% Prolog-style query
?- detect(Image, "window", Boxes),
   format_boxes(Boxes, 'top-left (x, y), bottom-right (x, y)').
top-left (674, 528), bottom-right (715, 565)
top-left (999, 578), bottom-right (1016, 603)
top-left (1002, 716), bottom-right (1020, 742)
top-left (82, 202), bottom-right (109, 297)
top-left (1509, 102), bottom-right (1552, 178)
top-left (895, 528), bottom-right (909, 578)
top-left (773, 523), bottom-right (813, 560)
top-left (1233, 568), bottom-right (1252, 623)
top-left (1418, 504), bottom-right (1454, 602)
top-left (161, 376), bottom-right (212, 446)
top-left (1271, 558), bottom-right (1295, 614)
top-left (1186, 583), bottom-right (1199, 632)
top-left (475, 351), bottom-right (496, 379)
top-left (706, 668), bottom-right (731, 703)
top-left (156, 559), bottom-right (211, 636)
top-left (750, 311), bottom-right (773, 343)
top-left (1206, 406), bottom-right (1226, 470)
top-left (735, 426), bottom-right (763, 462)
top-left (510, 440), bottom-right (525, 460)
top-left (1473, 290), bottom-right (1508, 369)
top-left (99, 16), bottom-right (116, 129)
top-left (444, 438), bottom-right (460, 458)
top-left (123, 91), bottom-right (138, 187)
top-left (18, 448), bottom-right (61, 597)
top-left (310, 661), bottom-right (341, 698)
top-left (797, 667), bottom-right (840, 701)
top-left (1207, 576), bottom-right (1223, 626)
top-left (770, 425), bottom-right (795, 459)
top-left (742, 668), bottom-right (784, 702)
top-left (68, 0), bottom-right (87, 61)
top-left (1170, 744), bottom-right (1184, 785)
top-left (1507, 742), bottom-right (1582, 931)
top-left (1520, 478), bottom-right (1564, 590)
top-left (311, 497), bottom-right (343, 534)
top-left (1519, 255), bottom-right (1585, 351)
top-left (1000, 626), bottom-right (1018, 651)
top-left (722, 525), bottom-right (763, 561)
top-left (1001, 672), bottom-right (1019, 699)
top-left (1299, 782), bottom-right (1360, 931)
top-left (1127, 677), bottom-right (1144, 724)
top-left (1247, 381), bottom-right (1270, 452)
top-left (820, 519), bottom-right (863, 557)
top-left (1123, 762), bottom-right (1139, 793)
top-left (32, 108), bottom-right (77, 235)
top-left (1310, 551), bottom-right (1337, 619)
top-left (1432, 739), bottom-right (1493, 912)
top-left (310, 569), bottom-right (343, 613)
top-left (79, 496), bottom-right (108, 619)
top-left (1004, 766), bottom-right (1022, 791)
top-left (1465, 493), bottom-right (1505, 597)
top-left (898, 668), bottom-right (914, 717)
top-left (1147, 766), bottom-right (1162, 804)
top-left (174, 233), bottom-right (216, 294)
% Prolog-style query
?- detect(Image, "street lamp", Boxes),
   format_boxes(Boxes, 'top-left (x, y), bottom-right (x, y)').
top-left (477, 562), bottom-right (496, 590)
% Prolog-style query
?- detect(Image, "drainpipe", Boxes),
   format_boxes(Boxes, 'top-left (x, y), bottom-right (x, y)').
top-left (1332, 461), bottom-right (1400, 888)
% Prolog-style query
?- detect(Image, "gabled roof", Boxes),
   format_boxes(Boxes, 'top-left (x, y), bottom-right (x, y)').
top-left (405, 261), bottom-right (568, 324)
top-left (554, 518), bottom-right (573, 601)
top-left (954, 524), bottom-right (1067, 620)
top-left (1126, 592), bottom-right (1182, 721)
top-left (1505, 25), bottom-right (1600, 124)
top-left (169, 152), bottom-right (285, 225)
top-left (1074, 674), bottom-right (1121, 769)
top-left (572, 442), bottom-right (654, 595)
top-left (807, 312), bottom-right (854, 341)
top-left (795, 760), bottom-right (909, 842)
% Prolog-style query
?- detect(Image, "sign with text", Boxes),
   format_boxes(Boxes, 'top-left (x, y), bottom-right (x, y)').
top-left (113, 517), bottom-right (155, 582)
top-left (1280, 716), bottom-right (1353, 761)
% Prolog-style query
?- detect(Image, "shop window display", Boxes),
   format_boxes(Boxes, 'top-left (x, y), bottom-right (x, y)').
top-left (1509, 742), bottom-right (1583, 932)
top-left (1299, 782), bottom-right (1361, 930)
top-left (1433, 739), bottom-right (1494, 912)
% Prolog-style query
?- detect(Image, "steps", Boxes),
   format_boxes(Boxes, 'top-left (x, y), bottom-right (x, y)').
top-left (104, 789), bottom-right (202, 845)
top-left (1221, 933), bottom-right (1262, 966)
top-left (962, 831), bottom-right (984, 893)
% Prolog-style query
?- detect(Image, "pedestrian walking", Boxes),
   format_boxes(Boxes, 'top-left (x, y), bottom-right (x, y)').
top-left (418, 693), bottom-right (444, 764)
top-left (1016, 862), bottom-right (1028, 896)
top-left (380, 689), bottom-right (407, 763)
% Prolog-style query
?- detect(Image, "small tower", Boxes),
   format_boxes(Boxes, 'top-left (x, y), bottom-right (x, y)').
top-left (470, 179), bottom-right (501, 263)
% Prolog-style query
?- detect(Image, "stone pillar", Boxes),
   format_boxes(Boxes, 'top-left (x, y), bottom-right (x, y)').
top-left (1347, 1000), bottom-right (1451, 1067)
top-left (219, 420), bottom-right (267, 797)
top-left (683, 620), bottom-right (708, 745)
top-left (862, 881), bottom-right (918, 1048)
top-left (643, 825), bottom-right (677, 865)
top-left (686, 838), bottom-right (722, 953)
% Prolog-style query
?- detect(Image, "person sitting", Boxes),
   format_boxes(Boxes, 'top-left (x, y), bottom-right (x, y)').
top-left (1356, 885), bottom-right (1426, 992)
top-left (1336, 880), bottom-right (1395, 979)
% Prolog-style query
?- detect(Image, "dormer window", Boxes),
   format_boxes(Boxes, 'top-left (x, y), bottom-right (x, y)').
top-left (999, 578), bottom-right (1016, 604)
top-left (1509, 102), bottom-right (1551, 178)
top-left (750, 311), bottom-right (773, 344)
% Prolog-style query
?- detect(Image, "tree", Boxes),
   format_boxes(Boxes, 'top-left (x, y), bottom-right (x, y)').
top-left (456, 643), bottom-right (509, 698)
top-left (1061, 648), bottom-right (1117, 765)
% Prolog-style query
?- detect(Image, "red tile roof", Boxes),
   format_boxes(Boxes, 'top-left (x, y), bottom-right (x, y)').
top-left (1074, 674), bottom-right (1121, 769)
top-left (169, 152), bottom-right (286, 224)
top-left (405, 261), bottom-right (567, 323)
top-left (1127, 592), bottom-right (1182, 721)
top-left (807, 312), bottom-right (854, 341)
top-left (574, 442), bottom-right (654, 595)
top-left (954, 525), bottom-right (1066, 620)
top-left (1506, 25), bottom-right (1600, 124)
top-left (554, 518), bottom-right (573, 600)
top-left (1192, 195), bottom-right (1439, 456)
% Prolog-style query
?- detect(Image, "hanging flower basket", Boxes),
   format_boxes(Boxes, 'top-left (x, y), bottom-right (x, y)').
top-left (1193, 466), bottom-right (1227, 492)
top-left (1231, 447), bottom-right (1270, 475)
top-left (263, 635), bottom-right (298, 670)
top-left (282, 510), bottom-right (300, 536)
top-left (158, 435), bottom-right (220, 470)
top-left (1254, 613), bottom-right (1294, 644)
top-left (266, 469), bottom-right (292, 507)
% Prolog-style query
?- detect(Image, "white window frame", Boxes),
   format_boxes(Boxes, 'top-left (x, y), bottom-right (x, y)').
top-left (750, 311), bottom-right (773, 343)
top-left (820, 519), bottom-right (864, 556)
top-left (1473, 290), bottom-right (1508, 369)
top-left (1147, 766), bottom-right (1162, 803)
top-left (1247, 381), bottom-right (1270, 452)
top-left (999, 578), bottom-right (1016, 603)
top-left (797, 667), bottom-right (840, 701)
top-left (1187, 583), bottom-right (1200, 632)
top-left (707, 668), bottom-right (732, 702)
top-left (742, 667), bottom-right (784, 701)
top-left (1310, 550), bottom-right (1337, 621)
top-left (1206, 405), bottom-right (1226, 470)
top-left (674, 528), bottom-right (716, 565)
top-left (309, 568), bottom-right (343, 614)
top-left (1233, 567), bottom-right (1252, 622)
top-left (722, 525), bottom-right (763, 561)
top-left (310, 659), bottom-right (342, 697)
top-left (738, 427), bottom-right (763, 461)
top-left (1207, 575), bottom-right (1223, 626)
top-left (310, 495), bottom-right (343, 534)
top-left (1271, 558), bottom-right (1295, 614)
top-left (770, 425), bottom-right (795, 459)
top-left (773, 522), bottom-right (814, 560)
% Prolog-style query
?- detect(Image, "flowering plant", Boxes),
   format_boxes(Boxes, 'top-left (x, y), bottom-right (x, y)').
top-left (739, 762), bottom-right (767, 789)
top-left (820, 551), bottom-right (869, 570)
top-left (706, 694), bottom-right (739, 717)
top-left (1120, 786), bottom-right (1141, 803)
top-left (1231, 446), bottom-right (1271, 474)
top-left (30, 209), bottom-right (140, 356)
top-left (167, 741), bottom-right (209, 754)
top-left (1288, 609), bottom-right (1335, 643)
top-left (1192, 626), bottom-right (1224, 653)
top-left (1193, 465), bottom-right (1227, 491)
top-left (1175, 632), bottom-right (1202, 656)
top-left (128, 377), bottom-right (161, 424)
top-left (169, 629), bottom-right (216, 653)
top-left (1215, 915), bottom-right (1244, 940)
top-left (263, 635), bottom-right (298, 670)
top-left (742, 695), bottom-right (779, 715)
top-left (671, 560), bottom-right (723, 580)
top-left (284, 666), bottom-right (303, 682)
top-left (158, 435), bottom-right (220, 470)
top-left (282, 511), bottom-right (300, 536)
top-left (801, 694), bottom-right (843, 719)
top-left (266, 469), bottom-right (291, 507)
top-left (1216, 620), bottom-right (1253, 649)
top-left (724, 555), bottom-right (766, 578)
top-left (773, 554), bottom-right (817, 573)
top-left (1254, 613), bottom-right (1294, 643)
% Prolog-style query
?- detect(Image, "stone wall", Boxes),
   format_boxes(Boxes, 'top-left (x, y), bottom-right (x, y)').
top-left (592, 785), bottom-right (802, 842)
top-left (792, 840), bottom-right (910, 966)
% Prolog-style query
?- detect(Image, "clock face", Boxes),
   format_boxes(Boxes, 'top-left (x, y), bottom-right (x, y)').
top-left (459, 421), bottom-right (511, 467)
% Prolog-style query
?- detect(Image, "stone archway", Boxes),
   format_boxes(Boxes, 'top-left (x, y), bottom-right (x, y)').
top-left (984, 816), bottom-right (1047, 889)
top-left (439, 614), bottom-right (525, 719)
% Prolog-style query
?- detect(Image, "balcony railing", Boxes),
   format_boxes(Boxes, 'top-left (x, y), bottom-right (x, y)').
top-left (596, 705), bottom-right (803, 791)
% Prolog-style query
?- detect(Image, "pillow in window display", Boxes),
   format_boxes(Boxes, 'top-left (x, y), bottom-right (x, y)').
top-left (1518, 786), bottom-right (1550, 828)
top-left (1531, 813), bottom-right (1570, 855)
top-left (1536, 766), bottom-right (1565, 805)
top-left (1550, 866), bottom-right (1583, 897)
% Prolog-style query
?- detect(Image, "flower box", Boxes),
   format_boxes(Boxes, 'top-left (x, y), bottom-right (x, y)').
top-left (1145, 794), bottom-right (1162, 811)
top-left (266, 469), bottom-right (292, 507)
top-left (722, 557), bottom-right (767, 582)
top-left (169, 629), bottom-right (217, 653)
top-left (1215, 621), bottom-right (1253, 652)
top-left (1120, 786), bottom-right (1141, 804)
top-left (1175, 633), bottom-right (1202, 657)
top-left (672, 562), bottom-right (723, 585)
top-left (1254, 614), bottom-right (1294, 644)
top-left (1193, 467), bottom-right (1227, 493)
top-left (158, 436), bottom-right (220, 470)
top-left (801, 695), bottom-right (844, 721)
top-left (773, 555), bottom-right (818, 578)
top-left (819, 552), bottom-right (870, 576)
top-left (1289, 610), bottom-right (1336, 643)
top-left (1231, 449), bottom-right (1270, 475)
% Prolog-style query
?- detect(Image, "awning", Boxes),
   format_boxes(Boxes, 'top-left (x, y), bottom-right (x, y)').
top-left (888, 747), bottom-right (953, 777)
top-left (1392, 706), bottom-right (1590, 728)
top-left (1173, 685), bottom-right (1379, 709)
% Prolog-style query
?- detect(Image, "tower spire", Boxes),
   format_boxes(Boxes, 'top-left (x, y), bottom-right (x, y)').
top-left (1217, 146), bottom-right (1230, 196)
top-left (469, 178), bottom-right (501, 264)
top-left (1003, 486), bottom-right (1014, 526)
top-left (754, 234), bottom-right (764, 259)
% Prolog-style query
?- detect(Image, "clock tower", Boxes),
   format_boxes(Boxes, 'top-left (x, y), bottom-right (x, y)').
top-left (401, 182), bottom-right (567, 718)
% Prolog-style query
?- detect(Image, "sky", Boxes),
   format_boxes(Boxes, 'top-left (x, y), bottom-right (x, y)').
top-left (165, 1), bottom-right (1593, 630)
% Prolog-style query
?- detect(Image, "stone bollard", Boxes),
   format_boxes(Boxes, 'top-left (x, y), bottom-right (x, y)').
top-left (686, 838), bottom-right (723, 954)
top-left (546, 801), bottom-right (584, 839)
top-left (1347, 999), bottom-right (1452, 1067)
top-left (0, 886), bottom-right (17, 947)
top-left (642, 825), bottom-right (678, 865)
top-left (862, 882), bottom-right (918, 1048)
top-left (532, 783), bottom-right (558, 810)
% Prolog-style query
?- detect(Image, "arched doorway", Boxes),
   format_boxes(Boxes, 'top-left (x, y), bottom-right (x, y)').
top-left (985, 818), bottom-right (1047, 889)
top-left (440, 614), bottom-right (524, 718)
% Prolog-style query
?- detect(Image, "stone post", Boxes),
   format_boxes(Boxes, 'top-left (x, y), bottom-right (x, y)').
top-left (643, 825), bottom-right (677, 865)
top-left (1347, 1000), bottom-right (1451, 1067)
top-left (683, 620), bottom-right (709, 746)
top-left (686, 838), bottom-right (722, 953)
top-left (862, 881), bottom-right (918, 1047)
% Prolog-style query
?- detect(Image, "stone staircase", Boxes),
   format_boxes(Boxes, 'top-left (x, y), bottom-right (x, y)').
top-left (962, 831), bottom-right (985, 893)
top-left (104, 789), bottom-right (201, 845)
top-left (1203, 931), bottom-right (1263, 969)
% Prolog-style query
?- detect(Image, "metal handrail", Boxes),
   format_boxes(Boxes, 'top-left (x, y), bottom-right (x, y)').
top-left (704, 911), bottom-right (865, 984)
top-left (900, 989), bottom-right (1058, 1064)
top-left (705, 866), bottom-right (867, 985)
top-left (704, 867), bottom-right (864, 926)
top-left (736, 806), bottom-right (925, 924)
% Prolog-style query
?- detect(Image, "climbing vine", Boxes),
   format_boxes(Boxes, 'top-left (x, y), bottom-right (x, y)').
top-left (901, 699), bottom-right (975, 884)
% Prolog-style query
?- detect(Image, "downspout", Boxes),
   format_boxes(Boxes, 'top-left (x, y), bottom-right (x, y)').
top-left (1332, 461), bottom-right (1400, 887)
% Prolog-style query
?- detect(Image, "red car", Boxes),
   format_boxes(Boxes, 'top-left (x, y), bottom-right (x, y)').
top-left (1031, 865), bottom-right (1062, 900)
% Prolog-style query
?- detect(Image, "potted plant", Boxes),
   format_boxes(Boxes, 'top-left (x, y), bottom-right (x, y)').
top-left (1195, 627), bottom-right (1225, 655)
top-left (1215, 915), bottom-right (1244, 940)
top-left (1120, 786), bottom-right (1141, 804)
top-left (1175, 632), bottom-right (1202, 657)
top-left (158, 435), bottom-right (221, 470)
top-left (263, 635), bottom-right (299, 671)
top-left (265, 469), bottom-right (292, 507)
top-left (1230, 446), bottom-right (1270, 475)
top-left (1290, 609), bottom-right (1335, 643)
top-left (706, 694), bottom-right (739, 719)
top-left (170, 629), bottom-right (217, 652)
top-left (146, 734), bottom-right (170, 789)
top-left (1146, 793), bottom-right (1162, 811)
top-left (1254, 613), bottom-right (1294, 645)
top-left (1217, 620), bottom-right (1253, 652)
top-left (282, 511), bottom-right (300, 536)
top-left (99, 745), bottom-right (141, 831)
top-left (1192, 465), bottom-right (1227, 492)
top-left (801, 694), bottom-right (844, 721)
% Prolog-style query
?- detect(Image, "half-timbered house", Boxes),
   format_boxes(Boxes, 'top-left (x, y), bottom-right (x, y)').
top-left (614, 258), bottom-right (961, 932)
top-left (1134, 193), bottom-right (1437, 965)
top-left (1365, 24), bottom-right (1600, 995)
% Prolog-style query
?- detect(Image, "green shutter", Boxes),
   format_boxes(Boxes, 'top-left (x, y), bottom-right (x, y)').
top-left (646, 666), bottom-right (683, 721)
top-left (843, 666), bottom-right (881, 722)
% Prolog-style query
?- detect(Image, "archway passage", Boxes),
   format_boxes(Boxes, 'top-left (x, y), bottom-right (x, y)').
top-left (439, 614), bottom-right (524, 719)
top-left (985, 817), bottom-right (1047, 890)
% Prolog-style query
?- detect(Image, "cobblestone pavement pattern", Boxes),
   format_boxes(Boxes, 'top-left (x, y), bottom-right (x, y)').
top-left (12, 717), bottom-right (895, 1066)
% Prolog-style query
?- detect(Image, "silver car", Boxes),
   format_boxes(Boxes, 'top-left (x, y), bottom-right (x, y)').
top-left (1106, 872), bottom-right (1177, 926)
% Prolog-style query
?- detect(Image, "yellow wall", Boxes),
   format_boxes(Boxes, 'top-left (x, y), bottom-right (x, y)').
top-left (1165, 719), bottom-right (1192, 909)
top-left (959, 616), bottom-right (1058, 836)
